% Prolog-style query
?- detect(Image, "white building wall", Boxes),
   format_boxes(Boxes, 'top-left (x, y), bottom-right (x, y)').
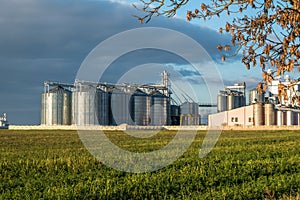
top-left (209, 105), bottom-right (254, 127)
top-left (208, 111), bottom-right (227, 127)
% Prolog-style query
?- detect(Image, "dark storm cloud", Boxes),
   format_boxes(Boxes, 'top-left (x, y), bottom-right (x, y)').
top-left (0, 0), bottom-right (231, 124)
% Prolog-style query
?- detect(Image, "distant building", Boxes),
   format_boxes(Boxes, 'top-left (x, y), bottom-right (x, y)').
top-left (217, 83), bottom-right (246, 112)
top-left (180, 102), bottom-right (200, 125)
top-left (209, 105), bottom-right (254, 127)
top-left (0, 113), bottom-right (9, 129)
top-left (209, 103), bottom-right (300, 127)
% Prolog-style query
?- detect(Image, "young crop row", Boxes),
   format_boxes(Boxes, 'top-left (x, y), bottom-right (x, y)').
top-left (0, 130), bottom-right (300, 199)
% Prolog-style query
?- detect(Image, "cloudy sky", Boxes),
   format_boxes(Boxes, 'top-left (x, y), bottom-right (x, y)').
top-left (0, 0), bottom-right (263, 124)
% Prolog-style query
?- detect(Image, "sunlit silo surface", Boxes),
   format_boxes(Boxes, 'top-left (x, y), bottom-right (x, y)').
top-left (227, 94), bottom-right (234, 110)
top-left (217, 92), bottom-right (227, 112)
top-left (72, 85), bottom-right (96, 126)
top-left (150, 91), bottom-right (170, 126)
top-left (41, 86), bottom-right (72, 125)
top-left (253, 103), bottom-right (264, 126)
top-left (264, 103), bottom-right (275, 126)
top-left (72, 84), bottom-right (109, 126)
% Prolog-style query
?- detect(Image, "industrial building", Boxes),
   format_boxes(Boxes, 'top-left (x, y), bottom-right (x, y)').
top-left (41, 71), bottom-right (200, 126)
top-left (209, 74), bottom-right (300, 127)
top-left (217, 82), bottom-right (246, 112)
top-left (180, 102), bottom-right (200, 125)
top-left (0, 113), bottom-right (9, 129)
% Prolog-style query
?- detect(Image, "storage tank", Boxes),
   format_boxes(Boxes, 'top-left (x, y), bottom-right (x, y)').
top-left (72, 84), bottom-right (109, 126)
top-left (264, 103), bottom-right (275, 126)
top-left (180, 102), bottom-right (200, 126)
top-left (110, 88), bottom-right (133, 125)
top-left (150, 91), bottom-right (170, 126)
top-left (240, 95), bottom-right (246, 107)
top-left (62, 91), bottom-right (72, 125)
top-left (217, 93), bottom-right (227, 112)
top-left (282, 111), bottom-right (287, 125)
top-left (234, 95), bottom-right (241, 109)
top-left (249, 89), bottom-right (265, 104)
top-left (180, 102), bottom-right (199, 115)
top-left (286, 110), bottom-right (293, 126)
top-left (97, 88), bottom-right (109, 125)
top-left (132, 90), bottom-right (150, 126)
top-left (295, 112), bottom-right (300, 126)
top-left (170, 105), bottom-right (180, 125)
top-left (72, 85), bottom-right (97, 126)
top-left (253, 103), bottom-right (264, 126)
top-left (41, 93), bottom-right (46, 125)
top-left (180, 114), bottom-right (200, 126)
top-left (41, 86), bottom-right (72, 125)
top-left (227, 94), bottom-right (234, 110)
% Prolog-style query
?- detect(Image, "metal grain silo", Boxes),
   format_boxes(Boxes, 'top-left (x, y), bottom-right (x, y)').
top-left (234, 95), bottom-right (240, 109)
top-left (249, 89), bottom-right (265, 104)
top-left (41, 93), bottom-right (46, 125)
top-left (264, 103), bottom-right (275, 126)
top-left (132, 90), bottom-right (150, 126)
top-left (227, 94), bottom-right (234, 110)
top-left (180, 102), bottom-right (189, 115)
top-left (150, 91), bottom-right (170, 126)
top-left (97, 88), bottom-right (109, 125)
top-left (170, 105), bottom-right (180, 125)
top-left (41, 86), bottom-right (72, 125)
top-left (62, 91), bottom-right (72, 125)
top-left (217, 93), bottom-right (227, 112)
top-left (180, 102), bottom-right (200, 126)
top-left (253, 103), bottom-right (264, 126)
top-left (180, 102), bottom-right (199, 115)
top-left (240, 95), bottom-right (246, 107)
top-left (72, 84), bottom-right (99, 126)
top-left (110, 88), bottom-right (133, 125)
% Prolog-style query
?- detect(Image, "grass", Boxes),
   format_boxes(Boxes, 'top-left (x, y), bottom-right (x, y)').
top-left (0, 129), bottom-right (300, 199)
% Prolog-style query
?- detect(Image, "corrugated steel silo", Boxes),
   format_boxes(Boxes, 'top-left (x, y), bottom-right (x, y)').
top-left (180, 102), bottom-right (200, 126)
top-left (170, 105), bottom-right (180, 125)
top-left (227, 94), bottom-right (234, 110)
top-left (97, 88), bottom-right (109, 125)
top-left (253, 103), bottom-right (264, 126)
top-left (62, 91), bottom-right (72, 125)
top-left (180, 102), bottom-right (199, 115)
top-left (233, 95), bottom-right (240, 109)
top-left (249, 89), bottom-right (265, 104)
top-left (217, 94), bottom-right (227, 112)
top-left (150, 91), bottom-right (170, 126)
top-left (240, 95), bottom-right (246, 107)
top-left (41, 94), bottom-right (46, 125)
top-left (110, 88), bottom-right (133, 125)
top-left (41, 86), bottom-right (72, 125)
top-left (180, 114), bottom-right (200, 126)
top-left (133, 90), bottom-right (150, 126)
top-left (286, 110), bottom-right (293, 125)
top-left (264, 103), bottom-right (275, 126)
top-left (72, 84), bottom-right (99, 126)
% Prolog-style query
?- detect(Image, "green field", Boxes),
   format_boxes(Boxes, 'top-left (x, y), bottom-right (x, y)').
top-left (1, 130), bottom-right (300, 199)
